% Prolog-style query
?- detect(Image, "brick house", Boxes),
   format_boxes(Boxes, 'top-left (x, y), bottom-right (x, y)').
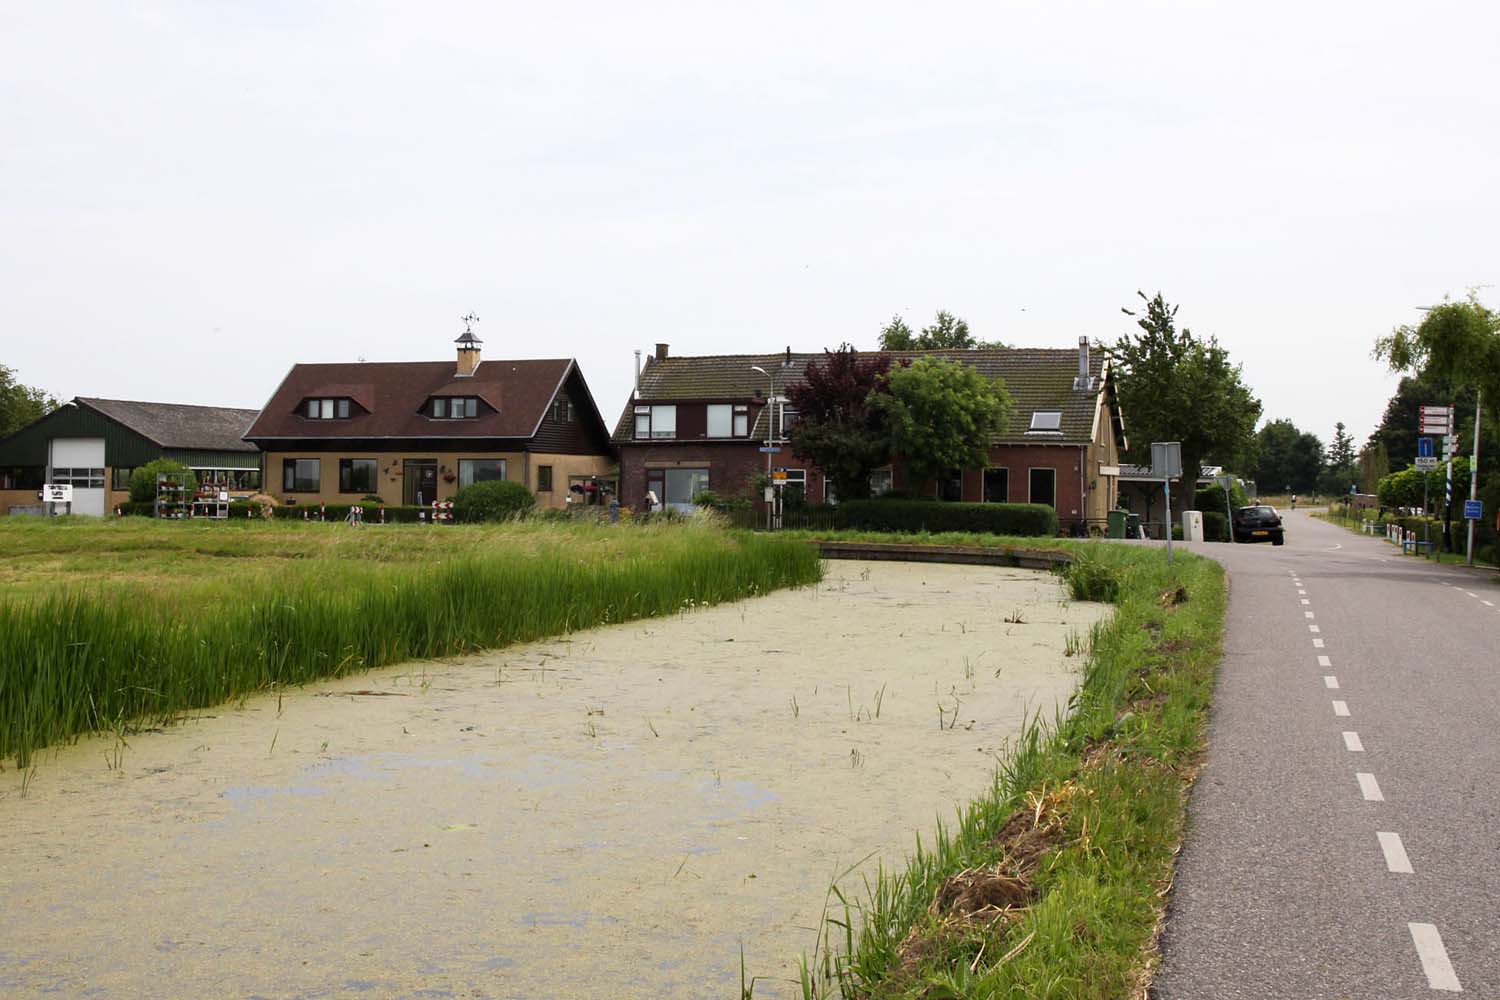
top-left (244, 331), bottom-right (615, 509)
top-left (612, 339), bottom-right (1127, 531)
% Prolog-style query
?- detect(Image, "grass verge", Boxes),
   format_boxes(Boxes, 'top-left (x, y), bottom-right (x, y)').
top-left (781, 532), bottom-right (1224, 1000)
top-left (0, 517), bottom-right (822, 768)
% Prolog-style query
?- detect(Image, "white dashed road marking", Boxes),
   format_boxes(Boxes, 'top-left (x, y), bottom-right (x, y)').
top-left (1484, 600), bottom-right (1495, 607)
top-left (1324, 676), bottom-right (1339, 689)
top-left (1309, 624), bottom-right (1320, 633)
top-left (1343, 731), bottom-right (1364, 752)
top-left (1305, 612), bottom-right (1316, 619)
top-left (1464, 592), bottom-right (1478, 599)
top-left (1298, 589), bottom-right (1307, 595)
top-left (1317, 655), bottom-right (1332, 667)
top-left (1301, 598), bottom-right (1311, 605)
top-left (1332, 700), bottom-right (1350, 717)
top-left (1378, 832), bottom-right (1414, 873)
top-left (1356, 773), bottom-right (1384, 801)
top-left (1408, 923), bottom-right (1463, 992)
top-left (1313, 638), bottom-right (1325, 648)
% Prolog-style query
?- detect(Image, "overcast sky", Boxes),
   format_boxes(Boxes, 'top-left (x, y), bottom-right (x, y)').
top-left (4, 2), bottom-right (1497, 448)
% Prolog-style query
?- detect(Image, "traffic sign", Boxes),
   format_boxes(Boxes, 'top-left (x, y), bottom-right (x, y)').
top-left (1464, 499), bottom-right (1483, 520)
top-left (1417, 437), bottom-right (1434, 459)
top-left (1419, 404), bottom-right (1454, 434)
top-left (1415, 456), bottom-right (1438, 471)
top-left (757, 446), bottom-right (781, 454)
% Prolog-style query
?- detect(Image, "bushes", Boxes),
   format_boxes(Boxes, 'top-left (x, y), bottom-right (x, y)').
top-left (836, 499), bottom-right (1059, 537)
top-left (127, 459), bottom-right (196, 502)
top-left (1064, 551), bottom-right (1121, 602)
top-left (452, 480), bottom-right (536, 523)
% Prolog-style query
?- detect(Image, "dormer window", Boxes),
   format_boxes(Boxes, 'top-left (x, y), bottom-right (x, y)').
top-left (1028, 410), bottom-right (1062, 432)
top-left (550, 398), bottom-right (573, 422)
top-left (304, 398), bottom-right (351, 420)
top-left (431, 396), bottom-right (479, 419)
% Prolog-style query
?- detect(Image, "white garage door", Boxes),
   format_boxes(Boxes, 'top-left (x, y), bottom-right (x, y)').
top-left (49, 438), bottom-right (107, 516)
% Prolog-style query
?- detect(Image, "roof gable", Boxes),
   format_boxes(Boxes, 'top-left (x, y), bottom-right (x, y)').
top-left (76, 398), bottom-right (261, 452)
top-left (244, 358), bottom-right (603, 443)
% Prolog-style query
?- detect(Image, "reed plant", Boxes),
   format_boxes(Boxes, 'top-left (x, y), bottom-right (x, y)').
top-left (0, 517), bottom-right (821, 766)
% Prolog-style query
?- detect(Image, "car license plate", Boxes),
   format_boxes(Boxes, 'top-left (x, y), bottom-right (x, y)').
top-left (1252, 530), bottom-right (1268, 536)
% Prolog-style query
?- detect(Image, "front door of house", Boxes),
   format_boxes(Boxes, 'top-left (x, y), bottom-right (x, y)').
top-left (403, 460), bottom-right (437, 506)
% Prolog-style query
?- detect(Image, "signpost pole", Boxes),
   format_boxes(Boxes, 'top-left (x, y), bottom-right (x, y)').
top-left (1466, 389), bottom-right (1482, 567)
top-left (1164, 479), bottom-right (1173, 565)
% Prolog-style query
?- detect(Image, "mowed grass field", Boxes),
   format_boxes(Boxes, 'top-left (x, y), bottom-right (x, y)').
top-left (0, 516), bottom-right (822, 767)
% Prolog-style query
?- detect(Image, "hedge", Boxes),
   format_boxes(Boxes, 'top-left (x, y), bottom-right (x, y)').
top-left (835, 499), bottom-right (1059, 536)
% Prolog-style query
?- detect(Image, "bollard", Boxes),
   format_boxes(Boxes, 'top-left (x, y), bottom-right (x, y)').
top-left (303, 509), bottom-right (309, 521)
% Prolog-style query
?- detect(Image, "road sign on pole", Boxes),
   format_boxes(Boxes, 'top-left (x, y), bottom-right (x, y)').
top-left (1464, 499), bottom-right (1483, 520)
top-left (1418, 437), bottom-right (1434, 459)
top-left (1419, 404), bottom-right (1454, 435)
top-left (1415, 456), bottom-right (1438, 471)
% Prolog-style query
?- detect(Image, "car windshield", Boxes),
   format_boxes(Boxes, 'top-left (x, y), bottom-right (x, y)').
top-left (1236, 506), bottom-right (1277, 518)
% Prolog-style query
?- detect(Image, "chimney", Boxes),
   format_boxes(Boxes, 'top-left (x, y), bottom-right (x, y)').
top-left (1073, 336), bottom-right (1093, 391)
top-left (634, 349), bottom-right (642, 398)
top-left (455, 314), bottom-right (483, 377)
top-left (655, 342), bottom-right (669, 361)
top-left (783, 345), bottom-right (792, 368)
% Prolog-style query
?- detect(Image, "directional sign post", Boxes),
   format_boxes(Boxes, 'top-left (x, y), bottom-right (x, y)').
top-left (1464, 499), bottom-right (1483, 520)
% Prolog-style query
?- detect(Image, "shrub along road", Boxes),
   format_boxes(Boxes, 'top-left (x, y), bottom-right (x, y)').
top-left (1154, 509), bottom-right (1500, 997)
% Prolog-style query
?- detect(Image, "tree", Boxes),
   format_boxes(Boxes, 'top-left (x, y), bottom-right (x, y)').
top-left (1318, 421), bottom-right (1358, 496)
top-left (868, 357), bottom-right (1012, 488)
top-left (1326, 422), bottom-right (1356, 469)
top-left (1252, 419), bottom-right (1323, 494)
top-left (786, 345), bottom-right (897, 502)
top-left (1358, 440), bottom-right (1390, 494)
top-left (0, 365), bottom-right (59, 439)
top-left (1374, 292), bottom-right (1500, 553)
top-left (877, 310), bottom-right (1006, 351)
top-left (129, 459), bottom-right (197, 503)
top-left (1108, 291), bottom-right (1262, 512)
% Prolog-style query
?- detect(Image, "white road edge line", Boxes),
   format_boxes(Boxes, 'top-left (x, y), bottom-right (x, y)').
top-left (1408, 922), bottom-right (1462, 992)
top-left (1333, 700), bottom-right (1350, 717)
top-left (1356, 772), bottom-right (1383, 801)
top-left (1318, 655), bottom-right (1332, 667)
top-left (1324, 675), bottom-right (1339, 688)
top-left (1378, 831), bottom-right (1414, 873)
top-left (1343, 731), bottom-right (1364, 751)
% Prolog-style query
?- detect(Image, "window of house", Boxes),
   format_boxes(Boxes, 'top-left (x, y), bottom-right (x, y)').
top-left (707, 404), bottom-right (733, 438)
top-left (634, 405), bottom-right (677, 439)
top-left (339, 458), bottom-right (378, 494)
top-left (50, 467), bottom-right (105, 489)
top-left (779, 468), bottom-right (807, 508)
top-left (664, 467), bottom-right (708, 511)
top-left (550, 398), bottom-right (572, 422)
top-left (983, 467), bottom-right (1008, 503)
top-left (432, 397), bottom-right (479, 419)
top-left (777, 403), bottom-right (798, 439)
top-left (283, 458), bottom-right (320, 492)
top-left (1029, 467), bottom-right (1056, 507)
top-left (2, 466), bottom-right (45, 490)
top-left (938, 468), bottom-right (963, 502)
top-left (1028, 410), bottom-right (1062, 432)
top-left (459, 458), bottom-right (506, 486)
top-left (194, 468), bottom-right (261, 491)
top-left (112, 467), bottom-right (134, 491)
top-left (304, 398), bottom-right (351, 420)
top-left (537, 465), bottom-right (553, 492)
top-left (733, 404), bottom-right (749, 437)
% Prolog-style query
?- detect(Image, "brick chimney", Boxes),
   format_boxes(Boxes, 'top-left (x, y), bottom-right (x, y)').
top-left (655, 342), bottom-right (670, 361)
top-left (455, 316), bottom-right (483, 377)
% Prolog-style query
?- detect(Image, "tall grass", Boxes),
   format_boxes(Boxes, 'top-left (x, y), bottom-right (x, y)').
top-left (0, 519), bottom-right (821, 767)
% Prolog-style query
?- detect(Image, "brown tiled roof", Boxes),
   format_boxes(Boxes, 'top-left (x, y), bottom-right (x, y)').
top-left (245, 359), bottom-right (576, 441)
top-left (612, 348), bottom-right (1117, 445)
top-left (77, 397), bottom-right (261, 453)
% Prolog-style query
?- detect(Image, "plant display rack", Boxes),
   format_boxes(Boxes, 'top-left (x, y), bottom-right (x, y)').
top-left (192, 483), bottom-right (229, 520)
top-left (155, 472), bottom-right (193, 519)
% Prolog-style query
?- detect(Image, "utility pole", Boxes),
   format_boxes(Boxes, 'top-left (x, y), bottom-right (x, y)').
top-left (1466, 389), bottom-right (1482, 567)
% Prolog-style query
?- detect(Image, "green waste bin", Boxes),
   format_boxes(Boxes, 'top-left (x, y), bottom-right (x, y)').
top-left (1107, 509), bottom-right (1128, 539)
top-left (1125, 513), bottom-right (1142, 539)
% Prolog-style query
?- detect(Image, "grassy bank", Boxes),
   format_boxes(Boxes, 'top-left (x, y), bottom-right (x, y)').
top-left (0, 517), bottom-right (822, 768)
top-left (782, 532), bottom-right (1224, 1000)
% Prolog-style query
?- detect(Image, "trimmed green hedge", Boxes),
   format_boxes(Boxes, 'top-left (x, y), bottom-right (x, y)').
top-left (836, 499), bottom-right (1059, 537)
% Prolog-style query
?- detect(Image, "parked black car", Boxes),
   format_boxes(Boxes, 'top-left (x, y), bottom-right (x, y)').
top-left (1232, 505), bottom-right (1285, 545)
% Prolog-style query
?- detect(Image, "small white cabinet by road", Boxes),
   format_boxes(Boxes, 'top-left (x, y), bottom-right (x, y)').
top-left (1182, 510), bottom-right (1204, 542)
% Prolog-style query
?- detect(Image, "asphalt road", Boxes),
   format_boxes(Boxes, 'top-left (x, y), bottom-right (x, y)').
top-left (1153, 509), bottom-right (1500, 999)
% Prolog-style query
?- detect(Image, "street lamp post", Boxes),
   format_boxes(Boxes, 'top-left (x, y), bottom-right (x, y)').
top-left (751, 365), bottom-right (776, 530)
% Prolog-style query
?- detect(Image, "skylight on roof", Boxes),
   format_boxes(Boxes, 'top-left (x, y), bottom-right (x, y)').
top-left (1029, 410), bottom-right (1062, 431)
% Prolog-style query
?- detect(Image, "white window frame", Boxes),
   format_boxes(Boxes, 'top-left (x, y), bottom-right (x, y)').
top-left (707, 404), bottom-right (733, 438)
top-left (458, 458), bottom-right (507, 487)
top-left (868, 466), bottom-right (893, 498)
top-left (732, 404), bottom-right (749, 437)
top-left (650, 405), bottom-right (676, 439)
top-left (1029, 410), bottom-right (1062, 432)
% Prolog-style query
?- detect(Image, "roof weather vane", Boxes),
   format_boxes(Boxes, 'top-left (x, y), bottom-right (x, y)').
top-left (461, 313), bottom-right (480, 335)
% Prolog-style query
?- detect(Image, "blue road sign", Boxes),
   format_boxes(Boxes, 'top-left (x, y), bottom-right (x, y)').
top-left (1418, 436), bottom-right (1434, 459)
top-left (1464, 499), bottom-right (1483, 520)
top-left (758, 446), bottom-right (781, 454)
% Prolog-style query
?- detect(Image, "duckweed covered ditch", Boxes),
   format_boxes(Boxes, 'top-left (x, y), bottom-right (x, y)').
top-left (0, 518), bottom-right (821, 767)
